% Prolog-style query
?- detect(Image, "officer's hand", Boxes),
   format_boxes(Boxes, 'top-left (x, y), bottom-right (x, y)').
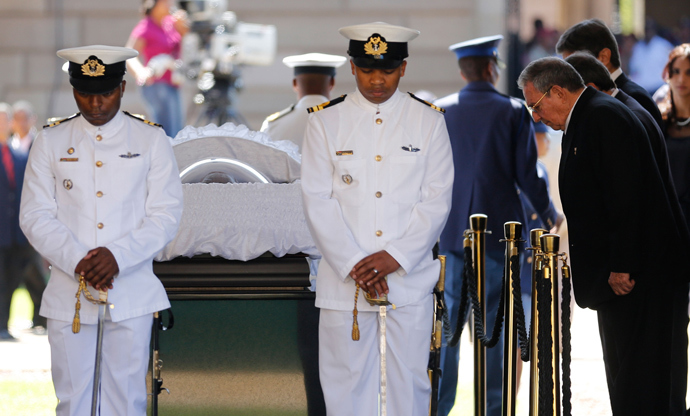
top-left (79, 247), bottom-right (119, 291)
top-left (350, 251), bottom-right (401, 297)
top-left (608, 272), bottom-right (635, 295)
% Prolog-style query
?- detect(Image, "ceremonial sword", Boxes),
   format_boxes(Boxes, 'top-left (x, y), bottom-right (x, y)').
top-left (363, 273), bottom-right (395, 416)
top-left (91, 289), bottom-right (108, 416)
top-left (72, 278), bottom-right (109, 416)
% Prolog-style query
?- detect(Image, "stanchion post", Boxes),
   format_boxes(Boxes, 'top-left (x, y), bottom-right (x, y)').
top-left (501, 222), bottom-right (522, 416)
top-left (470, 214), bottom-right (488, 416)
top-left (528, 229), bottom-right (547, 416)
top-left (541, 234), bottom-right (562, 416)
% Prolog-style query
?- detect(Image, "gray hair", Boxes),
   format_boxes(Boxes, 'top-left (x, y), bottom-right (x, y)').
top-left (0, 103), bottom-right (12, 119)
top-left (517, 57), bottom-right (584, 93)
top-left (12, 100), bottom-right (34, 117)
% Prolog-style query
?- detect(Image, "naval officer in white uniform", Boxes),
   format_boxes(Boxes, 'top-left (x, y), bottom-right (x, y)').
top-left (19, 45), bottom-right (183, 416)
top-left (260, 53), bottom-right (346, 151)
top-left (301, 22), bottom-right (454, 416)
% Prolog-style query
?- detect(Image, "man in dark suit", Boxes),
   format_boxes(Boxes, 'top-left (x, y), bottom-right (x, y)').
top-left (518, 56), bottom-right (688, 416)
top-left (565, 52), bottom-right (690, 415)
top-left (556, 18), bottom-right (665, 131)
top-left (0, 103), bottom-right (45, 341)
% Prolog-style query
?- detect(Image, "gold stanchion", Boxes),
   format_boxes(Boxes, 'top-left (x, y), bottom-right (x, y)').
top-left (528, 229), bottom-right (548, 416)
top-left (540, 234), bottom-right (562, 416)
top-left (501, 222), bottom-right (522, 416)
top-left (469, 214), bottom-right (488, 416)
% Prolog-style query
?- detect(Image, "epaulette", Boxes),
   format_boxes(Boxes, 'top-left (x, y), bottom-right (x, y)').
top-left (408, 92), bottom-right (445, 113)
top-left (265, 104), bottom-right (295, 123)
top-left (43, 113), bottom-right (80, 129)
top-left (124, 111), bottom-right (163, 128)
top-left (307, 95), bottom-right (347, 114)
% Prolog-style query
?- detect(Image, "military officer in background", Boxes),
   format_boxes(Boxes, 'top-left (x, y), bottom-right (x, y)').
top-left (19, 45), bottom-right (183, 416)
top-left (260, 53), bottom-right (347, 151)
top-left (434, 35), bottom-right (560, 416)
top-left (301, 22), bottom-right (454, 416)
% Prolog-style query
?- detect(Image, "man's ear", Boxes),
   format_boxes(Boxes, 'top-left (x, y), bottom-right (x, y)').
top-left (597, 48), bottom-right (612, 68)
top-left (120, 80), bottom-right (127, 96)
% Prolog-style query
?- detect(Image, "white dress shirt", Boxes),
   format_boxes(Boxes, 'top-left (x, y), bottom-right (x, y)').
top-left (301, 89), bottom-right (454, 311)
top-left (20, 111), bottom-right (183, 324)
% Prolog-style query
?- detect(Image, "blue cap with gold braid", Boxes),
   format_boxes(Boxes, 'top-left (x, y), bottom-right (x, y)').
top-left (449, 35), bottom-right (503, 60)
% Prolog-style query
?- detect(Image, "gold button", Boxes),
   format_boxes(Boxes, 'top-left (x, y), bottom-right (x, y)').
top-left (375, 155), bottom-right (382, 162)
top-left (531, 213), bottom-right (538, 220)
top-left (376, 118), bottom-right (383, 124)
top-left (376, 230), bottom-right (383, 237)
top-left (375, 191), bottom-right (382, 198)
top-left (96, 191), bottom-right (103, 198)
top-left (97, 223), bottom-right (104, 229)
top-left (67, 147), bottom-right (74, 154)
top-left (96, 161), bottom-right (103, 167)
top-left (96, 135), bottom-right (102, 142)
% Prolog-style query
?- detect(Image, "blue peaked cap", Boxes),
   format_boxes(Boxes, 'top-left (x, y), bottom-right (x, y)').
top-left (449, 35), bottom-right (503, 60)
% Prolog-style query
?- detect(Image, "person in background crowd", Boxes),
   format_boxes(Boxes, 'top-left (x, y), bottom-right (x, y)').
top-left (556, 18), bottom-right (665, 131)
top-left (434, 35), bottom-right (560, 416)
top-left (629, 17), bottom-right (675, 95)
top-left (10, 100), bottom-right (37, 156)
top-left (660, 44), bottom-right (690, 225)
top-left (260, 53), bottom-right (346, 152)
top-left (126, 0), bottom-right (189, 138)
top-left (0, 103), bottom-right (46, 341)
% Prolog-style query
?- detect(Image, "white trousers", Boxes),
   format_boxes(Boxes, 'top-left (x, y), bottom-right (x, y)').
top-left (319, 294), bottom-right (433, 416)
top-left (48, 313), bottom-right (153, 416)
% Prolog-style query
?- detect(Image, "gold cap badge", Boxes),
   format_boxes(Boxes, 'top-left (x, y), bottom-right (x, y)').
top-left (81, 57), bottom-right (106, 77)
top-left (364, 34), bottom-right (388, 59)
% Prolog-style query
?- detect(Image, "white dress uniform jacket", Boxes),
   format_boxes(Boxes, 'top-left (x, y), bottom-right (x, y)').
top-left (261, 94), bottom-right (329, 151)
top-left (301, 89), bottom-right (454, 311)
top-left (20, 111), bottom-right (183, 324)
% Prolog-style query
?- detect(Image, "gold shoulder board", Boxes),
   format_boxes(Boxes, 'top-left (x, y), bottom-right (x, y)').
top-left (43, 113), bottom-right (80, 129)
top-left (307, 94), bottom-right (347, 114)
top-left (123, 111), bottom-right (163, 128)
top-left (407, 92), bottom-right (445, 113)
top-left (265, 104), bottom-right (295, 123)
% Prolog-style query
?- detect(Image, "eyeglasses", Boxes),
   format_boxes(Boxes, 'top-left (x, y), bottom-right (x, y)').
top-left (526, 86), bottom-right (552, 119)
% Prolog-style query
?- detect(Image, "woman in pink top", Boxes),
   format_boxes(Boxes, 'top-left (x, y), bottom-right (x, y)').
top-left (126, 0), bottom-right (189, 137)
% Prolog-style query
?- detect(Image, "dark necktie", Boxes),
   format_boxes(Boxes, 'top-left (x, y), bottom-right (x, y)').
top-left (2, 145), bottom-right (15, 189)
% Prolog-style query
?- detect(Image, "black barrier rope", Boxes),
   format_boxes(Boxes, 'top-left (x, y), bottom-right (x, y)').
top-left (561, 267), bottom-right (572, 416)
top-left (447, 246), bottom-right (510, 349)
top-left (538, 272), bottom-right (553, 415)
top-left (510, 253), bottom-right (531, 361)
top-left (445, 247), bottom-right (472, 347)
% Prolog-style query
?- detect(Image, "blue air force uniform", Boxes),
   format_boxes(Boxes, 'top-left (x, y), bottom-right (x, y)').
top-left (434, 35), bottom-right (557, 416)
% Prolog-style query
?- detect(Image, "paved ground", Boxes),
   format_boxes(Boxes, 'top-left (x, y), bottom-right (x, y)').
top-left (0, 307), bottom-right (618, 415)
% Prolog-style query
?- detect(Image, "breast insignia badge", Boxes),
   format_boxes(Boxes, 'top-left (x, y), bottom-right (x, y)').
top-left (342, 174), bottom-right (353, 185)
top-left (63, 179), bottom-right (73, 190)
top-left (402, 144), bottom-right (420, 152)
top-left (119, 152), bottom-right (141, 159)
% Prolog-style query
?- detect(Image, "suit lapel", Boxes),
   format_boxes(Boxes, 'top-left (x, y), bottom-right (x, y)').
top-left (559, 88), bottom-right (595, 183)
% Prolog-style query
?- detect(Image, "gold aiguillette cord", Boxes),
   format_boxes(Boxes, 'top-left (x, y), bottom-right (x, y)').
top-left (72, 274), bottom-right (108, 334)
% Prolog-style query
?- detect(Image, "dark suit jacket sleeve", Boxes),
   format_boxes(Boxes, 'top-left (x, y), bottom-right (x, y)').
top-left (512, 104), bottom-right (557, 229)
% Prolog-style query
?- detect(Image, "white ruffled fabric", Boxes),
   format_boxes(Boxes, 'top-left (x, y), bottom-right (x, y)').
top-left (172, 122), bottom-right (301, 163)
top-left (156, 182), bottom-right (318, 261)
